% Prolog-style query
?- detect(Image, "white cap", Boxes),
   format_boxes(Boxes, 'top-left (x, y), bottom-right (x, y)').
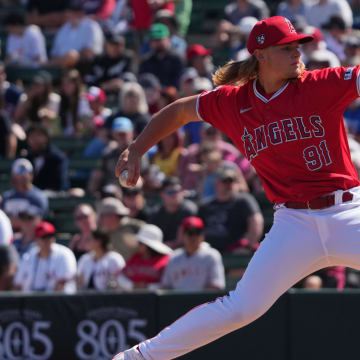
top-left (308, 49), bottom-right (341, 68)
top-left (193, 77), bottom-right (213, 92)
top-left (237, 16), bottom-right (258, 36)
top-left (12, 158), bottom-right (33, 175)
top-left (137, 224), bottom-right (173, 255)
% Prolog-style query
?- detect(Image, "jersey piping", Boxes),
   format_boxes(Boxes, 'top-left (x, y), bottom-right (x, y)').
top-left (196, 95), bottom-right (204, 121)
top-left (356, 67), bottom-right (360, 96)
top-left (253, 79), bottom-right (290, 103)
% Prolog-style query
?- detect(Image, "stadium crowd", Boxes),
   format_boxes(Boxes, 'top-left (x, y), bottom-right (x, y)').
top-left (1, 0), bottom-right (360, 293)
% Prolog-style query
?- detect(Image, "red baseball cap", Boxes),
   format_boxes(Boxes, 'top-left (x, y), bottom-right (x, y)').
top-left (86, 86), bottom-right (107, 104)
top-left (187, 44), bottom-right (212, 62)
top-left (247, 16), bottom-right (313, 54)
top-left (35, 221), bottom-right (56, 238)
top-left (182, 216), bottom-right (204, 229)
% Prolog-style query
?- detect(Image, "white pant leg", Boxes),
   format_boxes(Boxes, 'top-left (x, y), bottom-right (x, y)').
top-left (139, 208), bottom-right (331, 360)
top-left (313, 193), bottom-right (360, 269)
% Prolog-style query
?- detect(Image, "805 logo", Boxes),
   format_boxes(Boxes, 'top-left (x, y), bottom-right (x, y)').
top-left (0, 311), bottom-right (53, 360)
top-left (75, 307), bottom-right (148, 360)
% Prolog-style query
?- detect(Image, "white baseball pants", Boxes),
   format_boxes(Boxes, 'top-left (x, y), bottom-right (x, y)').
top-left (138, 187), bottom-right (360, 360)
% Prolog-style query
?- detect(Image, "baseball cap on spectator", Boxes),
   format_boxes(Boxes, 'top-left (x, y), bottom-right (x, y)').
top-left (291, 15), bottom-right (308, 33)
top-left (86, 86), bottom-right (107, 104)
top-left (187, 44), bottom-right (212, 62)
top-left (345, 35), bottom-right (360, 48)
top-left (101, 184), bottom-right (122, 199)
top-left (215, 168), bottom-right (238, 182)
top-left (148, 23), bottom-right (170, 40)
top-left (307, 49), bottom-right (341, 67)
top-left (112, 117), bottom-right (134, 133)
top-left (247, 16), bottom-right (313, 55)
top-left (193, 77), bottom-right (213, 92)
top-left (139, 73), bottom-right (161, 90)
top-left (121, 72), bottom-right (138, 83)
top-left (12, 158), bottom-right (33, 175)
top-left (35, 221), bottom-right (56, 238)
top-left (33, 71), bottom-right (52, 86)
top-left (322, 15), bottom-right (346, 31)
top-left (237, 16), bottom-right (258, 36)
top-left (136, 224), bottom-right (172, 255)
top-left (105, 32), bottom-right (125, 45)
top-left (98, 197), bottom-right (130, 216)
top-left (161, 176), bottom-right (181, 191)
top-left (180, 67), bottom-right (199, 83)
top-left (18, 205), bottom-right (43, 219)
top-left (304, 26), bottom-right (323, 42)
top-left (154, 9), bottom-right (178, 30)
top-left (182, 216), bottom-right (204, 230)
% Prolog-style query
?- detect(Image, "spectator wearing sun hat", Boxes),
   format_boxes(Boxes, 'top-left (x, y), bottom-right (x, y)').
top-left (139, 23), bottom-right (185, 88)
top-left (119, 224), bottom-right (172, 289)
top-left (160, 216), bottom-right (225, 291)
top-left (13, 221), bottom-right (77, 292)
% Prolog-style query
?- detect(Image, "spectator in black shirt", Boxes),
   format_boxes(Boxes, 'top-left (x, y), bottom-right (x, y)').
top-left (25, 124), bottom-right (69, 192)
top-left (84, 32), bottom-right (137, 94)
top-left (198, 168), bottom-right (264, 253)
top-left (139, 23), bottom-right (184, 88)
top-left (149, 176), bottom-right (197, 249)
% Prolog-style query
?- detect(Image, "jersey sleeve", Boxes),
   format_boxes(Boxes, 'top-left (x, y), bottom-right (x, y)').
top-left (196, 86), bottom-right (242, 138)
top-left (305, 66), bottom-right (360, 111)
top-left (56, 249), bottom-right (77, 281)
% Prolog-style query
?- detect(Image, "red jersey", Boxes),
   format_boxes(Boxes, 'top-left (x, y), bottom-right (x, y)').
top-left (197, 66), bottom-right (360, 203)
top-left (123, 253), bottom-right (169, 284)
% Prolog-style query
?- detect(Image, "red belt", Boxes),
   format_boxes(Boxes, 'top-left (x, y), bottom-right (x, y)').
top-left (285, 191), bottom-right (353, 210)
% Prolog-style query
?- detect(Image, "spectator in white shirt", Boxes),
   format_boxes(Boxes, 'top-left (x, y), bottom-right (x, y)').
top-left (161, 216), bottom-right (226, 291)
top-left (4, 12), bottom-right (47, 67)
top-left (13, 221), bottom-right (77, 293)
top-left (77, 230), bottom-right (125, 291)
top-left (49, 0), bottom-right (104, 68)
top-left (304, 0), bottom-right (353, 29)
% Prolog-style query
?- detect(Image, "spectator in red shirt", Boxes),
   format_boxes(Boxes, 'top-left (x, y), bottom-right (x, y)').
top-left (120, 224), bottom-right (172, 289)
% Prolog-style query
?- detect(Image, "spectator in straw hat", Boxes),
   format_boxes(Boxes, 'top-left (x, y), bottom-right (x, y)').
top-left (119, 224), bottom-right (172, 289)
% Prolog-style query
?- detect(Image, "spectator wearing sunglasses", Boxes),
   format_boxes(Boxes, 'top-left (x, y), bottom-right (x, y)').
top-left (149, 177), bottom-right (197, 249)
top-left (198, 168), bottom-right (263, 253)
top-left (13, 221), bottom-right (77, 292)
top-left (121, 179), bottom-right (151, 222)
top-left (161, 216), bottom-right (225, 290)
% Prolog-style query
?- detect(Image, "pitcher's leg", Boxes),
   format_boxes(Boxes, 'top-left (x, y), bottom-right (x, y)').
top-left (136, 209), bottom-right (329, 360)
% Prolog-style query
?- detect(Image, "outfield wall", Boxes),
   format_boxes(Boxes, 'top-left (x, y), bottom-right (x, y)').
top-left (0, 289), bottom-right (357, 360)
